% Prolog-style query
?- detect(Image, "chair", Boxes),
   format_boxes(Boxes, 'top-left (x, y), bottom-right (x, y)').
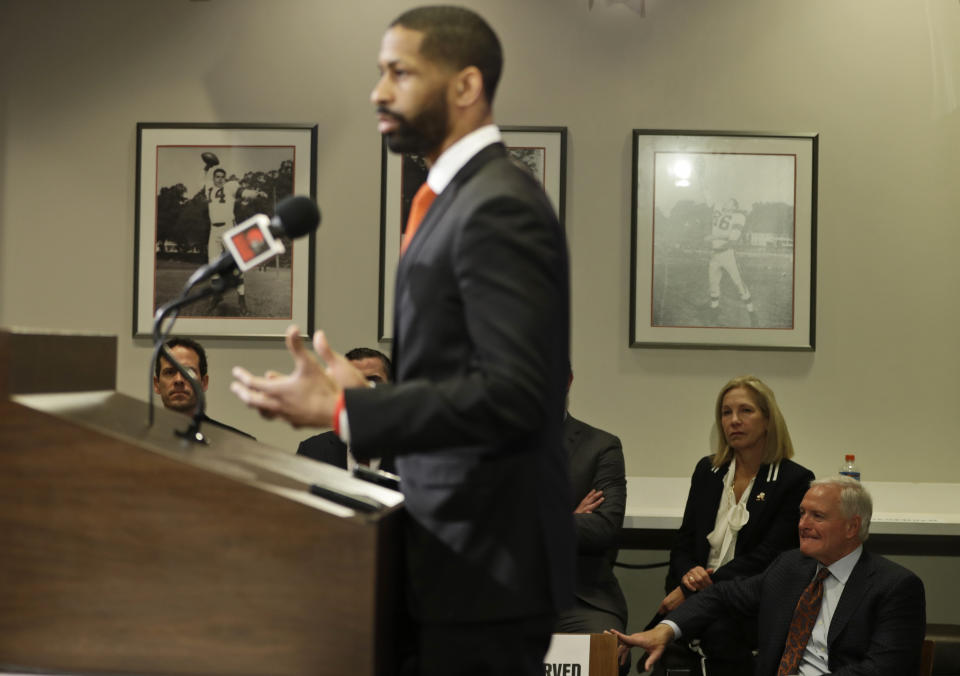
top-left (925, 623), bottom-right (960, 676)
top-left (920, 638), bottom-right (935, 676)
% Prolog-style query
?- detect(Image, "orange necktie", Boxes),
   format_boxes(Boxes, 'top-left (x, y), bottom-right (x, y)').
top-left (400, 182), bottom-right (436, 255)
top-left (777, 566), bottom-right (830, 675)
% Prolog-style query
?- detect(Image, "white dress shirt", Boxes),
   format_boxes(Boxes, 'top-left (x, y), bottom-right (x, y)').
top-left (345, 449), bottom-right (381, 473)
top-left (706, 457), bottom-right (756, 570)
top-left (796, 545), bottom-right (863, 675)
top-left (425, 123), bottom-right (502, 195)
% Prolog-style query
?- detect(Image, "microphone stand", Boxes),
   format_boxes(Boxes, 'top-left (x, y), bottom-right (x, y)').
top-left (148, 265), bottom-right (243, 444)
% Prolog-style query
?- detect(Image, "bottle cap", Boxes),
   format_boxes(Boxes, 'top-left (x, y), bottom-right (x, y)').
top-left (845, 454), bottom-right (855, 461)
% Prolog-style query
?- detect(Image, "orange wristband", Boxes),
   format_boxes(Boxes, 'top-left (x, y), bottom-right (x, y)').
top-left (332, 391), bottom-right (346, 437)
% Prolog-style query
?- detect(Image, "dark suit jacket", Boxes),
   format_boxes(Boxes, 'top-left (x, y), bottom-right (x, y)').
top-left (296, 431), bottom-right (396, 474)
top-left (668, 456), bottom-right (814, 593)
top-left (200, 413), bottom-right (254, 440)
top-left (344, 142), bottom-right (574, 623)
top-left (566, 414), bottom-right (628, 626)
top-left (668, 548), bottom-right (926, 676)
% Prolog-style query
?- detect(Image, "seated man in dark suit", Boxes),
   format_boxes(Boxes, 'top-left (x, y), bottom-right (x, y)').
top-left (296, 347), bottom-right (394, 473)
top-left (557, 370), bottom-right (630, 675)
top-left (154, 336), bottom-right (253, 438)
top-left (610, 476), bottom-right (926, 676)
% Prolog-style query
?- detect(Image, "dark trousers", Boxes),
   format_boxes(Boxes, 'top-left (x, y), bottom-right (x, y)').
top-left (412, 613), bottom-right (556, 676)
top-left (556, 601), bottom-right (631, 676)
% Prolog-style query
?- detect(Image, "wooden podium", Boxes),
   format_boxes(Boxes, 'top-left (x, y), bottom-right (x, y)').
top-left (0, 330), bottom-right (404, 676)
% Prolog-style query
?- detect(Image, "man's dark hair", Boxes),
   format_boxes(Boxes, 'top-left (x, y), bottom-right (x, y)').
top-left (345, 347), bottom-right (393, 381)
top-left (155, 336), bottom-right (208, 378)
top-left (391, 5), bottom-right (503, 104)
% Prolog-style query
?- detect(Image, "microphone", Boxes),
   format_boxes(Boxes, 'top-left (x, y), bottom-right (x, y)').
top-left (268, 195), bottom-right (322, 239)
top-left (190, 195), bottom-right (321, 283)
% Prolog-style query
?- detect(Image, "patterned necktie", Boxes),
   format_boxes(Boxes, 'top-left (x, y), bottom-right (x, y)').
top-left (400, 182), bottom-right (437, 255)
top-left (777, 566), bottom-right (831, 676)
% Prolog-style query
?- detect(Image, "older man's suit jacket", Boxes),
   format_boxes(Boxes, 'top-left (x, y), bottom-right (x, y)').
top-left (668, 548), bottom-right (926, 676)
top-left (296, 431), bottom-right (396, 474)
top-left (566, 414), bottom-right (628, 627)
top-left (668, 456), bottom-right (814, 593)
top-left (344, 142), bottom-right (574, 623)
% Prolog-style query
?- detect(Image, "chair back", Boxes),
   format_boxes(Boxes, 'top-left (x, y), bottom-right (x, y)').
top-left (919, 638), bottom-right (935, 676)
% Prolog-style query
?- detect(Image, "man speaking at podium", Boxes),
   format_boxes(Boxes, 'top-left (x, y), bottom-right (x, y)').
top-left (231, 6), bottom-right (573, 675)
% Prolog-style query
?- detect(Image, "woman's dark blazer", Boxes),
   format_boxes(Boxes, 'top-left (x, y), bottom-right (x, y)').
top-left (666, 455), bottom-right (814, 595)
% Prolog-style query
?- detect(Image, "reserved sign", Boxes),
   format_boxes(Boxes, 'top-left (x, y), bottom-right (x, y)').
top-left (543, 633), bottom-right (590, 675)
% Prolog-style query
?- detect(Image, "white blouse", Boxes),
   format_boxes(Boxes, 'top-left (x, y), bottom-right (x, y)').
top-left (706, 458), bottom-right (755, 570)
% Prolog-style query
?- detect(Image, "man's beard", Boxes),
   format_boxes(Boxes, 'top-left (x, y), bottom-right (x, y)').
top-left (380, 87), bottom-right (449, 156)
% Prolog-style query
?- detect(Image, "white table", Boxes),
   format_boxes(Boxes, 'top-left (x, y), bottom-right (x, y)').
top-left (624, 477), bottom-right (960, 536)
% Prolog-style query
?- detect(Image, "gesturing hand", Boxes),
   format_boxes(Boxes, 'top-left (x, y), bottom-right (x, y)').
top-left (231, 325), bottom-right (345, 428)
top-left (312, 330), bottom-right (370, 390)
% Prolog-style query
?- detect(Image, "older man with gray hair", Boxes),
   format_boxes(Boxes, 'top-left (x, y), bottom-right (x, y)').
top-left (611, 476), bottom-right (926, 676)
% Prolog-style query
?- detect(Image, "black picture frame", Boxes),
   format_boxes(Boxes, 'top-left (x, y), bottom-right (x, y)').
top-left (134, 122), bottom-right (318, 337)
top-left (630, 129), bottom-right (818, 350)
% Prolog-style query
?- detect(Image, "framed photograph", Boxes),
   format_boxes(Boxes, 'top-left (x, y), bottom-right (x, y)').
top-left (630, 129), bottom-right (818, 350)
top-left (378, 126), bottom-right (567, 341)
top-left (134, 122), bottom-right (318, 338)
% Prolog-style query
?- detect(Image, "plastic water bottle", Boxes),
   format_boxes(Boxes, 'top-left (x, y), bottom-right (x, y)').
top-left (839, 454), bottom-right (860, 481)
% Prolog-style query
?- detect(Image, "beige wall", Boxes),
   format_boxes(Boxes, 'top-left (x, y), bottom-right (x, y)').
top-left (2, 0), bottom-right (959, 627)
top-left (3, 0), bottom-right (958, 478)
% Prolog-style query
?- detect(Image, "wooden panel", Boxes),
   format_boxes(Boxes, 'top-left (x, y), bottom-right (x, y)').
top-left (918, 638), bottom-right (934, 676)
top-left (0, 330), bottom-right (9, 398)
top-left (590, 632), bottom-right (618, 676)
top-left (0, 399), bottom-right (400, 676)
top-left (0, 329), bottom-right (116, 395)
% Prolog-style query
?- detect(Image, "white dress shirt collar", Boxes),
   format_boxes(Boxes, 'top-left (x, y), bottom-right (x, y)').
top-left (797, 545), bottom-right (864, 675)
top-left (824, 544), bottom-right (862, 583)
top-left (426, 124), bottom-right (502, 195)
